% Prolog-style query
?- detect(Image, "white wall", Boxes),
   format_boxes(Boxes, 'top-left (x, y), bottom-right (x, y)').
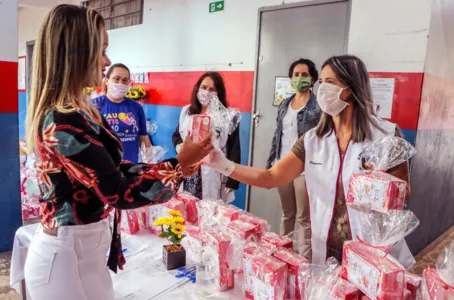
top-left (18, 7), bottom-right (50, 56)
top-left (17, 0), bottom-right (432, 72)
top-left (348, 0), bottom-right (431, 72)
top-left (17, 0), bottom-right (82, 56)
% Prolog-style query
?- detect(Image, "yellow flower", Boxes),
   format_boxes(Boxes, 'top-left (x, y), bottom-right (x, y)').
top-left (138, 86), bottom-right (145, 94)
top-left (161, 217), bottom-right (174, 226)
top-left (173, 216), bottom-right (185, 224)
top-left (168, 210), bottom-right (181, 217)
top-left (171, 224), bottom-right (185, 238)
top-left (153, 217), bottom-right (165, 226)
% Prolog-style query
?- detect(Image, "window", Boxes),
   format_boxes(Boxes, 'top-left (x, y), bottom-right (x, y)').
top-left (82, 0), bottom-right (143, 30)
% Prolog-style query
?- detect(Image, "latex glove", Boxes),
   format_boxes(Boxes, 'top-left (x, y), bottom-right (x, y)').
top-left (224, 187), bottom-right (234, 194)
top-left (202, 147), bottom-right (235, 176)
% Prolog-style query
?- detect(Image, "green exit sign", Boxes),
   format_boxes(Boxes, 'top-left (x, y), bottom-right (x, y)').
top-left (209, 1), bottom-right (224, 13)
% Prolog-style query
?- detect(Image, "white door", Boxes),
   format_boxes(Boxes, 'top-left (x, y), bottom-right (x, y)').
top-left (248, 0), bottom-right (351, 232)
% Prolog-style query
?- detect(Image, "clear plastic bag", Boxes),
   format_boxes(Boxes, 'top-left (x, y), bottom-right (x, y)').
top-left (358, 210), bottom-right (420, 248)
top-left (205, 94), bottom-right (242, 135)
top-left (299, 258), bottom-right (362, 300)
top-left (436, 241), bottom-right (454, 287)
top-left (347, 136), bottom-right (417, 213)
top-left (195, 199), bottom-right (223, 230)
top-left (422, 241), bottom-right (454, 299)
top-left (140, 144), bottom-right (167, 164)
top-left (341, 210), bottom-right (420, 299)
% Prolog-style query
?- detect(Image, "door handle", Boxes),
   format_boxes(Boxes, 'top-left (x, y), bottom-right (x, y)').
top-left (253, 108), bottom-right (260, 128)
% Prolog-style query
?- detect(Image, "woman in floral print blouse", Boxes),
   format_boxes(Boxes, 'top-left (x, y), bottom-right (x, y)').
top-left (23, 5), bottom-right (212, 300)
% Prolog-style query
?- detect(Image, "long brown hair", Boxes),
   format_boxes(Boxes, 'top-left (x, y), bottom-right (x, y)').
top-left (316, 55), bottom-right (384, 142)
top-left (25, 5), bottom-right (104, 152)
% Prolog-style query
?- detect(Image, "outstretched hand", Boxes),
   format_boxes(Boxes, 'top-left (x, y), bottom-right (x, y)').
top-left (177, 135), bottom-right (213, 175)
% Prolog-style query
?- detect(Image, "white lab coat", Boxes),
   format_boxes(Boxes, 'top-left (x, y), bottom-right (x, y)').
top-left (178, 105), bottom-right (235, 202)
top-left (304, 117), bottom-right (415, 269)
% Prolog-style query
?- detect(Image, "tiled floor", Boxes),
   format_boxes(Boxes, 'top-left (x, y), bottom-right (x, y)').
top-left (1, 225), bottom-right (453, 299)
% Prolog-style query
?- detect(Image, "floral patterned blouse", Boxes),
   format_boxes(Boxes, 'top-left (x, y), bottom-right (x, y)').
top-left (35, 109), bottom-right (183, 272)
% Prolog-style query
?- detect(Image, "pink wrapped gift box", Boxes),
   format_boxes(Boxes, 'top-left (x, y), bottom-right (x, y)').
top-left (312, 274), bottom-right (362, 300)
top-left (347, 172), bottom-right (407, 213)
top-left (120, 210), bottom-right (140, 235)
top-left (22, 203), bottom-right (40, 220)
top-left (273, 249), bottom-right (309, 300)
top-left (226, 220), bottom-right (259, 241)
top-left (238, 213), bottom-right (269, 236)
top-left (341, 240), bottom-right (406, 300)
top-left (421, 266), bottom-right (454, 300)
top-left (243, 244), bottom-right (269, 299)
top-left (175, 193), bottom-right (200, 223)
top-left (163, 198), bottom-right (187, 219)
top-left (174, 192), bottom-right (199, 223)
top-left (405, 272), bottom-right (421, 300)
top-left (199, 230), bottom-right (234, 292)
top-left (261, 232), bottom-right (293, 250)
top-left (219, 204), bottom-right (242, 222)
top-left (136, 207), bottom-right (149, 230)
top-left (251, 253), bottom-right (288, 300)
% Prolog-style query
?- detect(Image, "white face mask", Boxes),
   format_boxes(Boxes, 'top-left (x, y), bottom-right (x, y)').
top-left (316, 82), bottom-right (349, 116)
top-left (197, 89), bottom-right (217, 106)
top-left (108, 82), bottom-right (129, 99)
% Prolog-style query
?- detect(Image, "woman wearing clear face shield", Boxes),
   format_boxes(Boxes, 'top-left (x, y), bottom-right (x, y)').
top-left (203, 55), bottom-right (414, 268)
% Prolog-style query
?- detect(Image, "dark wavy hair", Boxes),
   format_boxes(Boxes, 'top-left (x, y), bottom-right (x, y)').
top-left (315, 55), bottom-right (384, 142)
top-left (288, 58), bottom-right (319, 87)
top-left (188, 71), bottom-right (228, 115)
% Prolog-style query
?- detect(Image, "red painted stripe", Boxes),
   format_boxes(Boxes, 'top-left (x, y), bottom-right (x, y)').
top-left (0, 61), bottom-right (18, 113)
top-left (136, 71), bottom-right (254, 113)
top-left (369, 72), bottom-right (424, 131)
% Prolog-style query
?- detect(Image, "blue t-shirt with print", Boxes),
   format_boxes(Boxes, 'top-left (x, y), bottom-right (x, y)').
top-left (91, 95), bottom-right (147, 163)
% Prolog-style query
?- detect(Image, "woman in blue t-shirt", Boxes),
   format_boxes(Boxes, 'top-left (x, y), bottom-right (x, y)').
top-left (92, 63), bottom-right (151, 163)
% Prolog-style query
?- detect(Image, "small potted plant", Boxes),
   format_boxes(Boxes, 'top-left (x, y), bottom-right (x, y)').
top-left (153, 210), bottom-right (186, 270)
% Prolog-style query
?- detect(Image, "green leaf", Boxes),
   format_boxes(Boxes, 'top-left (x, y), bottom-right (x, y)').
top-left (169, 235), bottom-right (180, 245)
top-left (159, 231), bottom-right (172, 238)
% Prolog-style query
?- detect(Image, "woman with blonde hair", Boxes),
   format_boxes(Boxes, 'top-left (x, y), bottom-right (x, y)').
top-left (24, 5), bottom-right (212, 299)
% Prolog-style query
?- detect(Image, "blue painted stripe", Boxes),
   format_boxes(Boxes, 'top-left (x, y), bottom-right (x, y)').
top-left (19, 92), bottom-right (27, 139)
top-left (401, 128), bottom-right (417, 146)
top-left (0, 113), bottom-right (22, 251)
top-left (142, 104), bottom-right (251, 210)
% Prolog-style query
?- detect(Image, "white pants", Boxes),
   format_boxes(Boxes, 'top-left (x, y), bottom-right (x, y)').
top-left (24, 219), bottom-right (114, 300)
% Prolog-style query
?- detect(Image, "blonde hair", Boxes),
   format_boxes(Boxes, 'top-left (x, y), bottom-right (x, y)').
top-left (25, 5), bottom-right (104, 153)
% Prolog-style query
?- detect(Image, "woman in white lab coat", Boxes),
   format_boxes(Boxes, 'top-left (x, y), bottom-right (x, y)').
top-left (203, 55), bottom-right (414, 268)
top-left (172, 72), bottom-right (241, 202)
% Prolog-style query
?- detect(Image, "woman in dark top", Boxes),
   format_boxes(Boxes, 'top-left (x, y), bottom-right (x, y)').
top-left (172, 72), bottom-right (241, 202)
top-left (23, 5), bottom-right (212, 300)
